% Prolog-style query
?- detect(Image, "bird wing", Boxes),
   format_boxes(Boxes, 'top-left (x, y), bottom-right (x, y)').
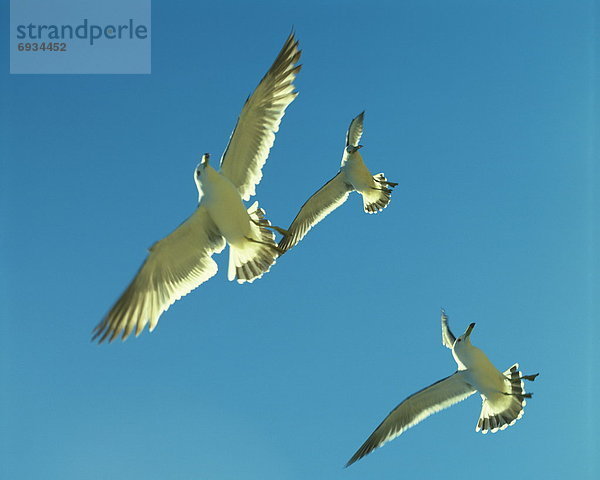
top-left (346, 371), bottom-right (476, 467)
top-left (93, 206), bottom-right (226, 343)
top-left (346, 111), bottom-right (365, 147)
top-left (219, 33), bottom-right (301, 201)
top-left (441, 308), bottom-right (456, 349)
top-left (278, 172), bottom-right (353, 251)
top-left (340, 111), bottom-right (365, 167)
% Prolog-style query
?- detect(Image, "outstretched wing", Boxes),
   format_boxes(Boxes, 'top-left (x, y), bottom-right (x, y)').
top-left (346, 111), bottom-right (365, 147)
top-left (93, 207), bottom-right (226, 343)
top-left (441, 308), bottom-right (456, 349)
top-left (340, 111), bottom-right (365, 167)
top-left (278, 172), bottom-right (353, 251)
top-left (346, 372), bottom-right (475, 467)
top-left (219, 33), bottom-right (302, 201)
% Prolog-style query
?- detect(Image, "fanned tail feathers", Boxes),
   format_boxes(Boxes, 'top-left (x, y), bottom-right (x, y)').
top-left (476, 363), bottom-right (530, 434)
top-left (228, 202), bottom-right (279, 283)
top-left (363, 173), bottom-right (396, 214)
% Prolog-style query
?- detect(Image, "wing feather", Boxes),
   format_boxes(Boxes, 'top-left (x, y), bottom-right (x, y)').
top-left (278, 172), bottom-right (352, 251)
top-left (441, 308), bottom-right (456, 349)
top-left (346, 372), bottom-right (475, 466)
top-left (220, 33), bottom-right (302, 201)
top-left (93, 207), bottom-right (225, 343)
top-left (346, 111), bottom-right (365, 147)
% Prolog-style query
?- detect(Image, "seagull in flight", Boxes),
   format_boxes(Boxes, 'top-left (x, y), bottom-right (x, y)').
top-left (278, 111), bottom-right (398, 251)
top-left (92, 33), bottom-right (301, 343)
top-left (346, 309), bottom-right (539, 467)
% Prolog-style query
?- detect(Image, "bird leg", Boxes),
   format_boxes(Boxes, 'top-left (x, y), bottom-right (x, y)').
top-left (370, 187), bottom-right (392, 194)
top-left (250, 218), bottom-right (289, 236)
top-left (374, 178), bottom-right (399, 187)
top-left (244, 235), bottom-right (285, 255)
top-left (267, 224), bottom-right (290, 236)
top-left (502, 391), bottom-right (533, 399)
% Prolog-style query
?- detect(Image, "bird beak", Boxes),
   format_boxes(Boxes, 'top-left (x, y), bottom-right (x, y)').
top-left (202, 153), bottom-right (210, 166)
top-left (357, 145), bottom-right (364, 150)
top-left (464, 323), bottom-right (475, 338)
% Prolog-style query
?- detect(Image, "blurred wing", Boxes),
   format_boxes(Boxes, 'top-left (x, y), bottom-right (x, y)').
top-left (219, 33), bottom-right (302, 201)
top-left (93, 206), bottom-right (226, 343)
top-left (346, 111), bottom-right (365, 147)
top-left (278, 172), bottom-right (353, 251)
top-left (441, 309), bottom-right (456, 349)
top-left (346, 372), bottom-right (475, 467)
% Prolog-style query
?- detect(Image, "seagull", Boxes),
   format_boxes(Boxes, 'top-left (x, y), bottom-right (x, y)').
top-left (92, 33), bottom-right (301, 343)
top-left (278, 111), bottom-right (398, 251)
top-left (345, 309), bottom-right (539, 467)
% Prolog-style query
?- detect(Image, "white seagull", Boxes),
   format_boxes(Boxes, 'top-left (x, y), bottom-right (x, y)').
top-left (92, 33), bottom-right (301, 343)
top-left (346, 309), bottom-right (539, 467)
top-left (278, 111), bottom-right (397, 251)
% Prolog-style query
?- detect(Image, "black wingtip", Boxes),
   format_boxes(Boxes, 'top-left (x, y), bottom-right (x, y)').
top-left (91, 325), bottom-right (102, 344)
top-left (285, 28), bottom-right (299, 49)
top-left (345, 447), bottom-right (368, 468)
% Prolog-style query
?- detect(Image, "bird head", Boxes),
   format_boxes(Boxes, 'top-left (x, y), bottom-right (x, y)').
top-left (454, 323), bottom-right (475, 350)
top-left (194, 153), bottom-right (211, 200)
top-left (200, 152), bottom-right (210, 168)
top-left (195, 153), bottom-right (210, 178)
top-left (345, 145), bottom-right (363, 154)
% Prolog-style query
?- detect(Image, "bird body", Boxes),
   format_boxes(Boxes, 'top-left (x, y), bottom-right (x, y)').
top-left (454, 340), bottom-right (507, 399)
top-left (342, 147), bottom-right (393, 213)
top-left (194, 159), bottom-right (277, 283)
top-left (341, 149), bottom-right (374, 193)
top-left (345, 310), bottom-right (539, 467)
top-left (197, 163), bottom-right (252, 245)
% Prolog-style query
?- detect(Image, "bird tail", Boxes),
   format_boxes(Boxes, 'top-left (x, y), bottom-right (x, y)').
top-left (227, 201), bottom-right (279, 283)
top-left (362, 173), bottom-right (397, 214)
top-left (476, 363), bottom-right (533, 434)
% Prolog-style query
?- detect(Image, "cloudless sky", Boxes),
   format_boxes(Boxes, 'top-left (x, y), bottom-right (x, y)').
top-left (1, 1), bottom-right (598, 479)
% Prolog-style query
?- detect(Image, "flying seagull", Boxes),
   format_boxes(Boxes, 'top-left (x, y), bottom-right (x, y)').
top-left (92, 33), bottom-right (301, 343)
top-left (346, 309), bottom-right (539, 467)
top-left (278, 111), bottom-right (398, 251)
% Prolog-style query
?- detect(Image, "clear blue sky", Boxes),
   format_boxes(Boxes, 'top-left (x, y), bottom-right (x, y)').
top-left (1, 1), bottom-right (598, 479)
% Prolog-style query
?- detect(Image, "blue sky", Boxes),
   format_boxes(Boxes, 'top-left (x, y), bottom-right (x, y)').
top-left (1, 1), bottom-right (598, 479)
